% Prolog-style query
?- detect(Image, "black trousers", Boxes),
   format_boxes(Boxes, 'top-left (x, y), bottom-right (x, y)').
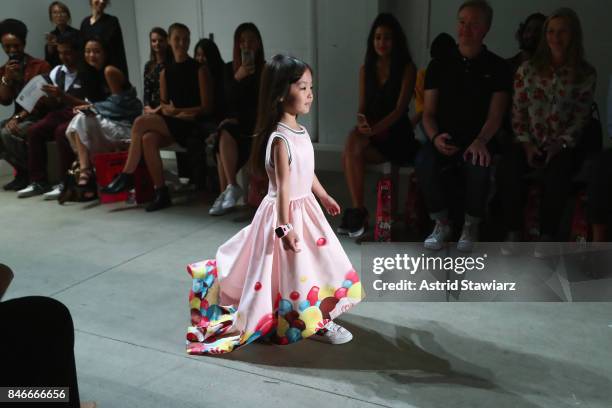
top-left (588, 148), bottom-right (612, 225)
top-left (415, 142), bottom-right (490, 220)
top-left (497, 143), bottom-right (575, 237)
top-left (0, 297), bottom-right (80, 408)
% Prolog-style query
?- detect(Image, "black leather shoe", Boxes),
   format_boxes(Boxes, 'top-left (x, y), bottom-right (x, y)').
top-left (101, 172), bottom-right (134, 194)
top-left (145, 186), bottom-right (172, 212)
top-left (3, 176), bottom-right (29, 191)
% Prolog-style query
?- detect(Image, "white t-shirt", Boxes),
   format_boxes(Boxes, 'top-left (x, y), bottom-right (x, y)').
top-left (50, 65), bottom-right (78, 92)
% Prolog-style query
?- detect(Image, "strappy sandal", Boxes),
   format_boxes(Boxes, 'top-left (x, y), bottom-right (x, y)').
top-left (76, 168), bottom-right (98, 200)
top-left (77, 168), bottom-right (93, 188)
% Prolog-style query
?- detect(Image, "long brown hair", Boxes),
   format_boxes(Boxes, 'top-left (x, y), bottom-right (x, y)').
top-left (531, 8), bottom-right (594, 83)
top-left (147, 27), bottom-right (172, 74)
top-left (232, 22), bottom-right (265, 73)
top-left (249, 54), bottom-right (311, 178)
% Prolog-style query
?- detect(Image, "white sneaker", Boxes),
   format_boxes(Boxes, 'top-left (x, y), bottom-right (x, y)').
top-left (221, 184), bottom-right (243, 210)
top-left (43, 184), bottom-right (63, 201)
top-left (457, 222), bottom-right (479, 252)
top-left (309, 321), bottom-right (353, 345)
top-left (208, 190), bottom-right (227, 216)
top-left (424, 221), bottom-right (451, 250)
top-left (17, 182), bottom-right (50, 198)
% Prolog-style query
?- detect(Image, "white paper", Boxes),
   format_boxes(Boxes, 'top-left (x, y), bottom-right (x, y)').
top-left (15, 75), bottom-right (52, 113)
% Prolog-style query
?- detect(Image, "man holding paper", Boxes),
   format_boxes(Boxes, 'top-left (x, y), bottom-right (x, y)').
top-left (0, 19), bottom-right (51, 191)
top-left (17, 32), bottom-right (93, 199)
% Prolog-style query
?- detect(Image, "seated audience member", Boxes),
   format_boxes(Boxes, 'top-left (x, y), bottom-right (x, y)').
top-left (0, 264), bottom-right (97, 408)
top-left (507, 12), bottom-right (546, 75)
top-left (45, 1), bottom-right (79, 68)
top-left (208, 22), bottom-right (265, 215)
top-left (411, 32), bottom-right (455, 130)
top-left (65, 36), bottom-right (142, 196)
top-left (339, 13), bottom-right (418, 238)
top-left (194, 38), bottom-right (226, 124)
top-left (0, 19), bottom-right (51, 191)
top-left (586, 75), bottom-right (612, 242)
top-left (101, 23), bottom-right (212, 212)
top-left (143, 27), bottom-right (172, 114)
top-left (18, 33), bottom-right (91, 199)
top-left (80, 0), bottom-right (128, 77)
top-left (416, 0), bottom-right (511, 251)
top-left (498, 8), bottom-right (596, 250)
top-left (498, 12), bottom-right (547, 151)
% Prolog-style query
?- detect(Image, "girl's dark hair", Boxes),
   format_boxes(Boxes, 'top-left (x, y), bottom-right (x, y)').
top-left (194, 38), bottom-right (226, 120)
top-left (364, 13), bottom-right (412, 103)
top-left (249, 54), bottom-right (311, 177)
top-left (147, 27), bottom-right (172, 74)
top-left (48, 1), bottom-right (72, 24)
top-left (194, 38), bottom-right (224, 80)
top-left (232, 22), bottom-right (265, 73)
top-left (430, 32), bottom-right (455, 60)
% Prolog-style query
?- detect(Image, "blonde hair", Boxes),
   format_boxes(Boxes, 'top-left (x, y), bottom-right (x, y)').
top-left (531, 8), bottom-right (594, 83)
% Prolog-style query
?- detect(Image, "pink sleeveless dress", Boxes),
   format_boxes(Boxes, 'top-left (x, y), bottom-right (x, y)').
top-left (185, 122), bottom-right (364, 354)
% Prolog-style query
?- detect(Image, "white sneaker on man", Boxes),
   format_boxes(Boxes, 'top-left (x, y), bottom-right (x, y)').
top-left (424, 221), bottom-right (452, 250)
top-left (221, 184), bottom-right (243, 211)
top-left (457, 222), bottom-right (479, 252)
top-left (42, 184), bottom-right (63, 201)
top-left (17, 182), bottom-right (50, 198)
top-left (208, 190), bottom-right (227, 216)
top-left (309, 321), bottom-right (353, 345)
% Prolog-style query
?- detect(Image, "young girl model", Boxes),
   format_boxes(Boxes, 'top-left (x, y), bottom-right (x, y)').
top-left (186, 55), bottom-right (364, 354)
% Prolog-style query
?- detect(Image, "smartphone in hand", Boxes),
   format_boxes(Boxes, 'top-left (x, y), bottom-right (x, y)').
top-left (241, 49), bottom-right (254, 68)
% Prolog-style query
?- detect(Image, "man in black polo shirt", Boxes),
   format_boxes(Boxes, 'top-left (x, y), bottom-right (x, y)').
top-left (416, 0), bottom-right (511, 251)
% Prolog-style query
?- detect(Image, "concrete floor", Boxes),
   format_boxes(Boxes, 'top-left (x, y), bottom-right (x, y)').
top-left (1, 166), bottom-right (611, 408)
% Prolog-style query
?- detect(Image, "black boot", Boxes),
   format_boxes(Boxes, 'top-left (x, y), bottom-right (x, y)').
top-left (101, 172), bottom-right (134, 194)
top-left (146, 186), bottom-right (172, 212)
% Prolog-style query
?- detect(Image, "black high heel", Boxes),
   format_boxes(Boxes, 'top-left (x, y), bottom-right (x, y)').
top-left (146, 186), bottom-right (172, 212)
top-left (101, 172), bottom-right (134, 194)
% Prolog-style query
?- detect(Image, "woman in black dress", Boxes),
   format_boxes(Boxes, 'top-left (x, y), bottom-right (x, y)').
top-left (44, 1), bottom-right (79, 68)
top-left (143, 27), bottom-right (172, 114)
top-left (101, 23), bottom-right (212, 212)
top-left (208, 22), bottom-right (265, 216)
top-left (80, 0), bottom-right (128, 77)
top-left (339, 13), bottom-right (418, 238)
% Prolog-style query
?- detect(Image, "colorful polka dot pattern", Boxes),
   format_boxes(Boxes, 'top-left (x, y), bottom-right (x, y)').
top-left (185, 260), bottom-right (363, 355)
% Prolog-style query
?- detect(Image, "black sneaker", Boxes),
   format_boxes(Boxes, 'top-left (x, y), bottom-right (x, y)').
top-left (3, 176), bottom-right (29, 191)
top-left (337, 208), bottom-right (354, 235)
top-left (348, 207), bottom-right (369, 238)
